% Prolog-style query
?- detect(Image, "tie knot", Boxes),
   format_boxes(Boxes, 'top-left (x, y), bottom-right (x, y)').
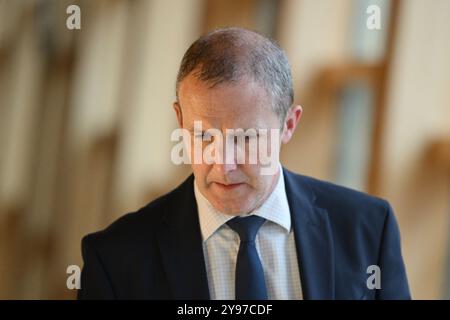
top-left (226, 215), bottom-right (266, 243)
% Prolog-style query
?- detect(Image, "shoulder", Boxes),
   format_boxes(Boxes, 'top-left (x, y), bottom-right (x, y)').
top-left (303, 174), bottom-right (388, 210)
top-left (82, 174), bottom-right (193, 252)
top-left (285, 169), bottom-right (392, 229)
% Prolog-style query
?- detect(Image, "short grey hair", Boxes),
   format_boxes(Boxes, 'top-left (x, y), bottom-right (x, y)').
top-left (176, 27), bottom-right (294, 125)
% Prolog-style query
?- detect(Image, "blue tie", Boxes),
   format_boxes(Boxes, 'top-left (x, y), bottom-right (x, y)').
top-left (227, 215), bottom-right (268, 300)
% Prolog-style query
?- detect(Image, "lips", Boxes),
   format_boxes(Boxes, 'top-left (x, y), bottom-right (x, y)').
top-left (213, 182), bottom-right (245, 190)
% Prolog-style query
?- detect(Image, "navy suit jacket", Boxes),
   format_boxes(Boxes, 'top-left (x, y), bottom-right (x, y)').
top-left (77, 168), bottom-right (411, 299)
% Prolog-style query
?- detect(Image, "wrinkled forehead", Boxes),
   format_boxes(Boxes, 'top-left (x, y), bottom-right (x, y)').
top-left (178, 75), bottom-right (277, 130)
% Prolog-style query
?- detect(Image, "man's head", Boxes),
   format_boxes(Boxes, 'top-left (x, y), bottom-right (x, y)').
top-left (173, 27), bottom-right (302, 215)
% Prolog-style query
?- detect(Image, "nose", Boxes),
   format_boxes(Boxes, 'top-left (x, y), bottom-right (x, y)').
top-left (213, 161), bottom-right (238, 176)
top-left (212, 137), bottom-right (238, 175)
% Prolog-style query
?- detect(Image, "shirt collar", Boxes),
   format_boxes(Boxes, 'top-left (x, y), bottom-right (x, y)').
top-left (194, 164), bottom-right (291, 242)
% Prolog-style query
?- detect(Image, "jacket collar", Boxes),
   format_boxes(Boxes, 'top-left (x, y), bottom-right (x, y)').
top-left (283, 168), bottom-right (335, 299)
top-left (156, 174), bottom-right (210, 299)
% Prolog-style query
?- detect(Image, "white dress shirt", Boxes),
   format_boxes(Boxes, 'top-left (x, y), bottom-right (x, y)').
top-left (194, 165), bottom-right (303, 300)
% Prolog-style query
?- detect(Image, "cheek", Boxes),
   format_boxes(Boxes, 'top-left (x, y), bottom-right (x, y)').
top-left (237, 166), bottom-right (258, 187)
top-left (192, 163), bottom-right (211, 184)
top-left (246, 168), bottom-right (271, 188)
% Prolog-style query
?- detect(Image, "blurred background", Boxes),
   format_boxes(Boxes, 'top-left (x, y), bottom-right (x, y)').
top-left (0, 0), bottom-right (449, 299)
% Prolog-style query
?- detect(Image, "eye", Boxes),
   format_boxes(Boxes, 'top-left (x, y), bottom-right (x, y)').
top-left (245, 133), bottom-right (258, 143)
top-left (193, 132), bottom-right (203, 139)
top-left (203, 131), bottom-right (213, 140)
top-left (193, 131), bottom-right (214, 144)
top-left (193, 131), bottom-right (206, 138)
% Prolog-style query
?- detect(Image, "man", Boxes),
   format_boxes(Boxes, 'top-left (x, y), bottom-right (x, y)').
top-left (78, 27), bottom-right (410, 300)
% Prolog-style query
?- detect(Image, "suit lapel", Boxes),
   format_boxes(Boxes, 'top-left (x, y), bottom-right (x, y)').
top-left (156, 175), bottom-right (210, 299)
top-left (283, 168), bottom-right (335, 299)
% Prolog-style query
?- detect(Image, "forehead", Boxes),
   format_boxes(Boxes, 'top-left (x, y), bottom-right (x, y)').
top-left (178, 74), bottom-right (277, 129)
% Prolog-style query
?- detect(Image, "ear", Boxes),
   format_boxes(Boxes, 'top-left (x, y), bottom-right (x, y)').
top-left (281, 105), bottom-right (302, 144)
top-left (173, 102), bottom-right (183, 128)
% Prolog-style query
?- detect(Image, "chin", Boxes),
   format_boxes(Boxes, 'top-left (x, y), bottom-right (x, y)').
top-left (206, 189), bottom-right (258, 214)
top-left (213, 199), bottom-right (254, 215)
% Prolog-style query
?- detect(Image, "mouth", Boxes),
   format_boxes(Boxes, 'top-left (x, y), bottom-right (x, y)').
top-left (213, 182), bottom-right (245, 190)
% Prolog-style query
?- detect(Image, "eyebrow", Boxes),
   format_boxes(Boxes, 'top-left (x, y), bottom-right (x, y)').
top-left (186, 128), bottom-right (263, 135)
